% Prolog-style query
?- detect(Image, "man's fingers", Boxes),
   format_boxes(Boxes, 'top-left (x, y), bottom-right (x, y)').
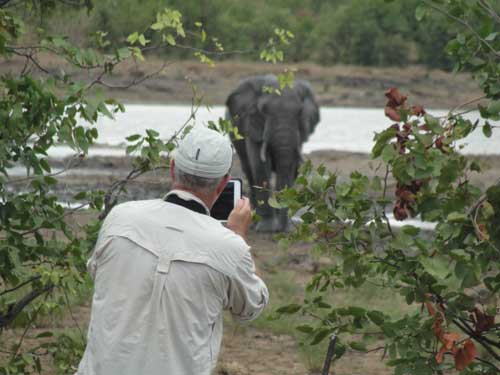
top-left (236, 197), bottom-right (250, 211)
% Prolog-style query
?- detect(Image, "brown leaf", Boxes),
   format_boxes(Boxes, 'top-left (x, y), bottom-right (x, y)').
top-left (425, 301), bottom-right (436, 316)
top-left (432, 315), bottom-right (444, 339)
top-left (385, 87), bottom-right (407, 107)
top-left (435, 344), bottom-right (447, 364)
top-left (441, 332), bottom-right (461, 349)
top-left (398, 190), bottom-right (416, 203)
top-left (411, 105), bottom-right (426, 116)
top-left (393, 201), bottom-right (408, 221)
top-left (385, 106), bottom-right (401, 122)
top-left (436, 345), bottom-right (446, 363)
top-left (473, 307), bottom-right (495, 333)
top-left (454, 340), bottom-right (477, 371)
top-left (477, 224), bottom-right (490, 241)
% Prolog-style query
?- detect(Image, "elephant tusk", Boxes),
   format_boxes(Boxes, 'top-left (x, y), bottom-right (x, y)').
top-left (260, 142), bottom-right (267, 163)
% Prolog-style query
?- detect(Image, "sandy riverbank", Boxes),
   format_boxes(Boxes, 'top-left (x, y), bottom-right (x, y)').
top-left (0, 57), bottom-right (486, 109)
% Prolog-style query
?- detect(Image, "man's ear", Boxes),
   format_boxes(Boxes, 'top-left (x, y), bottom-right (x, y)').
top-left (170, 159), bottom-right (176, 181)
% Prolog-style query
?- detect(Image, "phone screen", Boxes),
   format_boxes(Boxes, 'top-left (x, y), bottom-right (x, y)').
top-left (211, 179), bottom-right (242, 221)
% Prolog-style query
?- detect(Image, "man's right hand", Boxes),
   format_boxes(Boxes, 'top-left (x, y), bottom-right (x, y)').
top-left (227, 197), bottom-right (252, 240)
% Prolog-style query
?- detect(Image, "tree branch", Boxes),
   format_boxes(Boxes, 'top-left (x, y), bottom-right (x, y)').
top-left (0, 283), bottom-right (53, 329)
top-left (452, 318), bottom-right (500, 361)
top-left (475, 356), bottom-right (500, 372)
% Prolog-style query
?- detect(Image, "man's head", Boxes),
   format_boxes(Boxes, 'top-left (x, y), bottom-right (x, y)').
top-left (170, 126), bottom-right (233, 207)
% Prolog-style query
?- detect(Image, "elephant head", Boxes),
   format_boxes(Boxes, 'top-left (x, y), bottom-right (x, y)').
top-left (225, 75), bottom-right (320, 232)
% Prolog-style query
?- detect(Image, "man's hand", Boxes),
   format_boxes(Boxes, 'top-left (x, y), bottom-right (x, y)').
top-left (227, 197), bottom-right (252, 240)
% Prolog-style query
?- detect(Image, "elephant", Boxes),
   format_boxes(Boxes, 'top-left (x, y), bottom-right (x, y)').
top-left (225, 75), bottom-right (320, 232)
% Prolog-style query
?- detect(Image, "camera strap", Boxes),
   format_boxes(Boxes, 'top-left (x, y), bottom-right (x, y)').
top-left (164, 193), bottom-right (208, 216)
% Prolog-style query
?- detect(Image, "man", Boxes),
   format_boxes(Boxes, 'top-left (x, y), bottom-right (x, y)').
top-left (76, 126), bottom-right (269, 375)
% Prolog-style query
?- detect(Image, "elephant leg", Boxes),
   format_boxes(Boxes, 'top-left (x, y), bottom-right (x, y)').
top-left (273, 150), bottom-right (299, 232)
top-left (245, 137), bottom-right (277, 232)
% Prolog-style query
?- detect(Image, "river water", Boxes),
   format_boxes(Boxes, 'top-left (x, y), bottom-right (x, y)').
top-left (46, 105), bottom-right (500, 159)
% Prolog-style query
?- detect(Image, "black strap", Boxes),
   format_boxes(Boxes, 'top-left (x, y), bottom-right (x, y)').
top-left (165, 194), bottom-right (208, 215)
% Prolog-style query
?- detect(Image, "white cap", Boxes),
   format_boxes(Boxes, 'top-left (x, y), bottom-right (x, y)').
top-left (174, 126), bottom-right (232, 178)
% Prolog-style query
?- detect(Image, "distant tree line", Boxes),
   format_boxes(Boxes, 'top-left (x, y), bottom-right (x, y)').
top-left (35, 0), bottom-right (495, 69)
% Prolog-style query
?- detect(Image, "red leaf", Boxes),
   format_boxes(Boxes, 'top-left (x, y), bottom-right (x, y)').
top-left (385, 106), bottom-right (401, 121)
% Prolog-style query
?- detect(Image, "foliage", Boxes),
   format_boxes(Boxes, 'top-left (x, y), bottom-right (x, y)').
top-left (36, 0), bottom-right (475, 69)
top-left (0, 1), bottom-right (288, 373)
top-left (274, 1), bottom-right (500, 374)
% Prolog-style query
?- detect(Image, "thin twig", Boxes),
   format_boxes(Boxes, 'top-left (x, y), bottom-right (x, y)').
top-left (477, 0), bottom-right (500, 24)
top-left (381, 165), bottom-right (394, 237)
top-left (5, 154), bottom-right (82, 185)
top-left (63, 288), bottom-right (85, 341)
top-left (16, 202), bottom-right (89, 237)
top-left (452, 319), bottom-right (500, 360)
top-left (475, 356), bottom-right (500, 372)
top-left (447, 95), bottom-right (487, 117)
top-left (11, 295), bottom-right (46, 359)
top-left (91, 60), bottom-right (173, 90)
top-left (0, 276), bottom-right (41, 297)
top-left (422, 0), bottom-right (500, 58)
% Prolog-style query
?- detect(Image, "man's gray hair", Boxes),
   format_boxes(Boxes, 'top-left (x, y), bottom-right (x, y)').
top-left (174, 167), bottom-right (222, 194)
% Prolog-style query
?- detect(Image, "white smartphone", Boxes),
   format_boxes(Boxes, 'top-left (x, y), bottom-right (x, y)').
top-left (211, 178), bottom-right (243, 221)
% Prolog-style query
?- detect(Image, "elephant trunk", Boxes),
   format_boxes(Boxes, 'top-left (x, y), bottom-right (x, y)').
top-left (270, 123), bottom-right (301, 191)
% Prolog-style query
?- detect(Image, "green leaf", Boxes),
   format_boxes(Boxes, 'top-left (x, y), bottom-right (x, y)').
top-left (36, 331), bottom-right (54, 338)
top-left (447, 212), bottom-right (468, 222)
top-left (482, 122), bottom-right (492, 138)
top-left (164, 34), bottom-right (176, 46)
top-left (420, 256), bottom-right (451, 279)
top-left (276, 303), bottom-right (301, 314)
top-left (127, 32), bottom-right (139, 44)
top-left (367, 311), bottom-right (385, 326)
top-left (415, 5), bottom-right (427, 21)
top-left (126, 134), bottom-right (142, 142)
top-left (268, 196), bottom-right (283, 209)
top-left (296, 325), bottom-right (314, 334)
top-left (424, 114), bottom-right (443, 134)
top-left (372, 127), bottom-right (397, 158)
top-left (40, 159), bottom-right (51, 173)
top-left (310, 328), bottom-right (331, 345)
top-left (381, 144), bottom-right (397, 162)
top-left (487, 101), bottom-right (500, 117)
top-left (349, 341), bottom-right (367, 352)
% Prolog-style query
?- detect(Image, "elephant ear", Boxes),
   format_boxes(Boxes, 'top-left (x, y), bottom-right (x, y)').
top-left (295, 80), bottom-right (320, 143)
top-left (226, 76), bottom-right (272, 141)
